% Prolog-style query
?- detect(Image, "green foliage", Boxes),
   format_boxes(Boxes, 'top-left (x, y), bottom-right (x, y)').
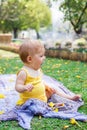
top-left (22, 0), bottom-right (51, 31)
top-left (59, 0), bottom-right (87, 34)
top-left (0, 0), bottom-right (24, 29)
top-left (0, 0), bottom-right (51, 38)
top-left (76, 48), bottom-right (87, 53)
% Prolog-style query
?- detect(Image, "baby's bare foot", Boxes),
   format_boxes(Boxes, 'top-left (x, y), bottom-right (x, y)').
top-left (71, 94), bottom-right (81, 101)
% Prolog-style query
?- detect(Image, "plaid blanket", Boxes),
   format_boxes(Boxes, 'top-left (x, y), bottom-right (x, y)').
top-left (0, 74), bottom-right (87, 129)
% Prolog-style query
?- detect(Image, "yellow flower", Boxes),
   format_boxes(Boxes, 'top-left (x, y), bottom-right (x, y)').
top-left (70, 118), bottom-right (76, 124)
top-left (65, 62), bottom-right (68, 64)
top-left (76, 75), bottom-right (81, 78)
top-left (53, 108), bottom-right (58, 112)
top-left (70, 118), bottom-right (81, 127)
top-left (0, 110), bottom-right (4, 115)
top-left (63, 125), bottom-right (69, 129)
top-left (9, 78), bottom-right (14, 82)
top-left (39, 115), bottom-right (42, 119)
top-left (48, 102), bottom-right (55, 108)
top-left (0, 94), bottom-right (5, 98)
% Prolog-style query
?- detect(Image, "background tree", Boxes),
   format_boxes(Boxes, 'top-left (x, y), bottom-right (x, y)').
top-left (23, 0), bottom-right (51, 39)
top-left (0, 0), bottom-right (51, 38)
top-left (0, 0), bottom-right (26, 38)
top-left (59, 0), bottom-right (87, 34)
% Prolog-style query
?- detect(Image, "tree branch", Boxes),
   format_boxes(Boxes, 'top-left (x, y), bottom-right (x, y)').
top-left (76, 2), bottom-right (87, 26)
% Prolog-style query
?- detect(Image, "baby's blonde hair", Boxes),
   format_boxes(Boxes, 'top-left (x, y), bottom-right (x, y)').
top-left (19, 39), bottom-right (45, 63)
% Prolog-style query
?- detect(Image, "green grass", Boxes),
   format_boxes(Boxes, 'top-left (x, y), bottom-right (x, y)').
top-left (0, 56), bottom-right (87, 130)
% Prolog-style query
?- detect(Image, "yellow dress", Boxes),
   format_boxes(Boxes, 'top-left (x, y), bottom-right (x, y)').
top-left (16, 67), bottom-right (47, 105)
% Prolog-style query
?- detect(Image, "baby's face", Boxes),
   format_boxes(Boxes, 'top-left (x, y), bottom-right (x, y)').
top-left (31, 50), bottom-right (45, 70)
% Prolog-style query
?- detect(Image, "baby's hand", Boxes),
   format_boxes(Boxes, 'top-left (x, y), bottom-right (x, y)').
top-left (51, 88), bottom-right (56, 94)
top-left (25, 84), bottom-right (34, 92)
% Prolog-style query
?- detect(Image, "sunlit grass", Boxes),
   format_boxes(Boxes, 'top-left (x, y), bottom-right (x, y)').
top-left (0, 56), bottom-right (87, 130)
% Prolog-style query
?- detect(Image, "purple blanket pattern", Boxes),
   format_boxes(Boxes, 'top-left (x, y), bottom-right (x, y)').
top-left (0, 74), bottom-right (87, 129)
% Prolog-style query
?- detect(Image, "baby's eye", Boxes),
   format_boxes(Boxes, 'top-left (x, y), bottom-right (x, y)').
top-left (40, 55), bottom-right (43, 57)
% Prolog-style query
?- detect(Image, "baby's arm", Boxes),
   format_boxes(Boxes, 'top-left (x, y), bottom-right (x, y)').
top-left (15, 70), bottom-right (33, 93)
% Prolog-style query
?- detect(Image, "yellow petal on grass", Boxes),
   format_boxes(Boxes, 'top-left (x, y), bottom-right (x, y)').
top-left (0, 110), bottom-right (4, 114)
top-left (63, 125), bottom-right (69, 129)
top-left (0, 94), bottom-right (5, 98)
top-left (76, 75), bottom-right (81, 78)
top-left (48, 102), bottom-right (55, 107)
top-left (39, 115), bottom-right (42, 119)
top-left (70, 118), bottom-right (81, 127)
top-left (70, 118), bottom-right (77, 124)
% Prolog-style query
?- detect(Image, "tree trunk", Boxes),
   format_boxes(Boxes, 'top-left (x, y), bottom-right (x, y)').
top-left (13, 28), bottom-right (18, 38)
top-left (74, 27), bottom-right (82, 34)
top-left (36, 31), bottom-right (41, 39)
top-left (74, 25), bottom-right (82, 34)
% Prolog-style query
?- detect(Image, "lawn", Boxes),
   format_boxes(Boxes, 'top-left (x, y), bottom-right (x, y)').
top-left (0, 52), bottom-right (87, 130)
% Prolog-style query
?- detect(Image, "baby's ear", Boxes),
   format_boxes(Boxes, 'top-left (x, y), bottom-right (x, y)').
top-left (27, 56), bottom-right (32, 63)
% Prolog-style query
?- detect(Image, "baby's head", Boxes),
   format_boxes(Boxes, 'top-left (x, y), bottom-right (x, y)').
top-left (19, 39), bottom-right (45, 63)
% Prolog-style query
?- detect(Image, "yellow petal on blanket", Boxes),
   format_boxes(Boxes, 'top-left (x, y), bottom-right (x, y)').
top-left (53, 108), bottom-right (58, 112)
top-left (0, 94), bottom-right (5, 98)
top-left (48, 102), bottom-right (55, 107)
top-left (9, 78), bottom-right (14, 82)
top-left (16, 101), bottom-right (22, 105)
top-left (0, 110), bottom-right (4, 114)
